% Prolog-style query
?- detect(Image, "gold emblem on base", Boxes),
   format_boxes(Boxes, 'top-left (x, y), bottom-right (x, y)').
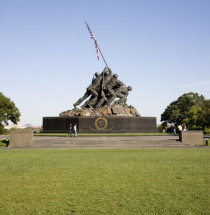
top-left (95, 117), bottom-right (108, 130)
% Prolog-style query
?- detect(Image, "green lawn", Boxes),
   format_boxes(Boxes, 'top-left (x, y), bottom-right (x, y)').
top-left (0, 149), bottom-right (209, 215)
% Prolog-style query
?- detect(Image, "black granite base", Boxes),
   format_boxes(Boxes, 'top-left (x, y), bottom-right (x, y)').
top-left (43, 116), bottom-right (156, 133)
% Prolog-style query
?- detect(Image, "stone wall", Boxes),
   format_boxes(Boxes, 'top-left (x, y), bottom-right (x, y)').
top-left (181, 131), bottom-right (203, 146)
top-left (9, 131), bottom-right (33, 147)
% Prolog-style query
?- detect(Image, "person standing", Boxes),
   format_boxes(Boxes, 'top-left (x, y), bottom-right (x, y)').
top-left (178, 124), bottom-right (182, 141)
top-left (68, 123), bottom-right (73, 137)
top-left (182, 124), bottom-right (187, 131)
top-left (73, 124), bottom-right (77, 137)
top-left (172, 124), bottom-right (176, 135)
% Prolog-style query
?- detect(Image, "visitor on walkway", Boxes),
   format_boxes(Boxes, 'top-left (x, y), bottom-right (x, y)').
top-left (68, 123), bottom-right (73, 137)
top-left (178, 124), bottom-right (182, 140)
top-left (172, 124), bottom-right (176, 135)
top-left (73, 124), bottom-right (77, 137)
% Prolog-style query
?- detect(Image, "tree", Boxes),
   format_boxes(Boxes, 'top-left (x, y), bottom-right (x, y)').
top-left (161, 92), bottom-right (209, 130)
top-left (201, 99), bottom-right (210, 130)
top-left (0, 92), bottom-right (21, 134)
top-left (184, 106), bottom-right (203, 130)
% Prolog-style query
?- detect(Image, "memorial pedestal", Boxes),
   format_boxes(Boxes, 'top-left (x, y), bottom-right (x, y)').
top-left (43, 116), bottom-right (156, 133)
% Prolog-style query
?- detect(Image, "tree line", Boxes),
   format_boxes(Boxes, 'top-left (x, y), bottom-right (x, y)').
top-left (0, 92), bottom-right (20, 134)
top-left (161, 92), bottom-right (210, 134)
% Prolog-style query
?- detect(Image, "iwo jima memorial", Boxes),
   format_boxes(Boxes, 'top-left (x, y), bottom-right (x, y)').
top-left (43, 22), bottom-right (156, 133)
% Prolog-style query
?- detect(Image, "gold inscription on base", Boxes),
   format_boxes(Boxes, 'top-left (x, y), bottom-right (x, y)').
top-left (95, 117), bottom-right (108, 130)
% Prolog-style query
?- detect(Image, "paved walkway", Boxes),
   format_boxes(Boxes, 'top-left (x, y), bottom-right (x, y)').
top-left (3, 135), bottom-right (199, 149)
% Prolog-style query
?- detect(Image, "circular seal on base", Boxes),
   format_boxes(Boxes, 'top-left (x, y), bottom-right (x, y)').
top-left (95, 117), bottom-right (108, 130)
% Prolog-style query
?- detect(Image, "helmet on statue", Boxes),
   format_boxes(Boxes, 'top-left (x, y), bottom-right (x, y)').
top-left (113, 74), bottom-right (118, 79)
top-left (95, 72), bottom-right (100, 77)
top-left (127, 86), bottom-right (132, 91)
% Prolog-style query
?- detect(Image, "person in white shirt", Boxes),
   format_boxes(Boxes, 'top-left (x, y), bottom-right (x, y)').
top-left (73, 124), bottom-right (77, 137)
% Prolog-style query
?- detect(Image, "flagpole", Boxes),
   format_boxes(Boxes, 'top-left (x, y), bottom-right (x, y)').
top-left (85, 21), bottom-right (108, 67)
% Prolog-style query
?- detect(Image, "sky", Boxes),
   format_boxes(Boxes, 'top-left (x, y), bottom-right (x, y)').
top-left (1, 0), bottom-right (210, 126)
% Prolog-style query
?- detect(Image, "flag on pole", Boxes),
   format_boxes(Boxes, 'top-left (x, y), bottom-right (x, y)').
top-left (91, 32), bottom-right (100, 60)
top-left (85, 21), bottom-right (108, 66)
top-left (85, 21), bottom-right (109, 91)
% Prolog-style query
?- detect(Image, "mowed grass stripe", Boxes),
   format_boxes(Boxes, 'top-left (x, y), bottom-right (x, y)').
top-left (0, 149), bottom-right (209, 215)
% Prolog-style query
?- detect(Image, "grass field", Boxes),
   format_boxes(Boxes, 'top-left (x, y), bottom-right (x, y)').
top-left (0, 149), bottom-right (209, 215)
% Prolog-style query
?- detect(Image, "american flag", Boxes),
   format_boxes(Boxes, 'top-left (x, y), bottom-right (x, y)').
top-left (91, 33), bottom-right (99, 60)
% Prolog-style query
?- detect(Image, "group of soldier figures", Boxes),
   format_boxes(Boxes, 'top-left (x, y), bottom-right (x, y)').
top-left (73, 66), bottom-right (132, 109)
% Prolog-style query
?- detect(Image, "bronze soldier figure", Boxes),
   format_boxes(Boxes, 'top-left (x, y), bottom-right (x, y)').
top-left (114, 86), bottom-right (132, 105)
top-left (73, 72), bottom-right (102, 108)
top-left (105, 74), bottom-right (125, 106)
top-left (95, 68), bottom-right (113, 108)
top-left (73, 66), bottom-right (132, 109)
top-left (81, 85), bottom-right (101, 108)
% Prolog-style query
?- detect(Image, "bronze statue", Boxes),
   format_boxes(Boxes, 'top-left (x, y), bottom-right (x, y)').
top-left (105, 74), bottom-right (125, 106)
top-left (73, 72), bottom-right (102, 108)
top-left (59, 23), bottom-right (141, 119)
top-left (73, 66), bottom-right (132, 109)
top-left (114, 86), bottom-right (132, 105)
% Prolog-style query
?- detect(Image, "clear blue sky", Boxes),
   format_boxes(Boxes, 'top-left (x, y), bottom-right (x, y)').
top-left (1, 0), bottom-right (210, 126)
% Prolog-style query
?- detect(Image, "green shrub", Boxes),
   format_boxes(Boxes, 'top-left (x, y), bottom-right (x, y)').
top-left (157, 124), bottom-right (163, 133)
top-left (204, 128), bottom-right (210, 135)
